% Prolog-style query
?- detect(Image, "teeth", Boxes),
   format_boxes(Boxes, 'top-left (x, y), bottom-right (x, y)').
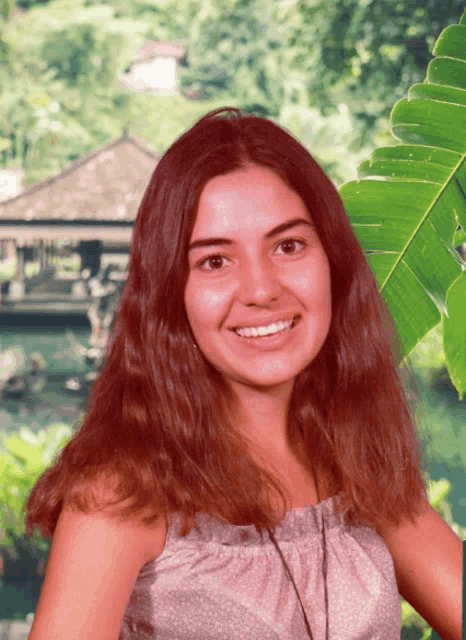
top-left (235, 318), bottom-right (294, 338)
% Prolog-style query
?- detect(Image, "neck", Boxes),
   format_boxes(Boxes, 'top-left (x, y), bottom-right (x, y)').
top-left (230, 380), bottom-right (297, 459)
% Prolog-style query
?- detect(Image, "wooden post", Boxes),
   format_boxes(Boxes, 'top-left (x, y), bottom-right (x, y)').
top-left (10, 240), bottom-right (25, 299)
top-left (39, 239), bottom-right (47, 273)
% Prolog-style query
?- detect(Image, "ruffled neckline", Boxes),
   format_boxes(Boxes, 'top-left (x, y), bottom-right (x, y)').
top-left (167, 493), bottom-right (345, 547)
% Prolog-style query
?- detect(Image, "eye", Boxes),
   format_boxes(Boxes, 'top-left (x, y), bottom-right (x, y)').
top-left (275, 238), bottom-right (306, 255)
top-left (194, 238), bottom-right (307, 272)
top-left (197, 254), bottom-right (230, 272)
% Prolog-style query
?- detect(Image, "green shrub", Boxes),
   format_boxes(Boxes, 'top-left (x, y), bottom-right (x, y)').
top-left (0, 422), bottom-right (73, 548)
top-left (0, 422), bottom-right (74, 619)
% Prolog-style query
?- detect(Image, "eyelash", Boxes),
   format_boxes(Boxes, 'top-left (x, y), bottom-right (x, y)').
top-left (196, 238), bottom-right (307, 272)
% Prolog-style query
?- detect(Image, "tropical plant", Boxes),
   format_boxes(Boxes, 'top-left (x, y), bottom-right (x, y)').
top-left (339, 8), bottom-right (466, 399)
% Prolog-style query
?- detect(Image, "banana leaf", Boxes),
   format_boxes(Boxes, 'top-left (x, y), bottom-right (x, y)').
top-left (339, 9), bottom-right (466, 400)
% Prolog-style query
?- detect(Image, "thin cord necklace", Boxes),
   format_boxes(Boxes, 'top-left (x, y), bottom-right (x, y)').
top-left (266, 472), bottom-right (329, 640)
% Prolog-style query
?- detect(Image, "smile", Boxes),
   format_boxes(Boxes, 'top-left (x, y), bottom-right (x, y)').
top-left (233, 316), bottom-right (298, 338)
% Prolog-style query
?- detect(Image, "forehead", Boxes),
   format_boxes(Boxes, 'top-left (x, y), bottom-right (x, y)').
top-left (192, 165), bottom-right (311, 236)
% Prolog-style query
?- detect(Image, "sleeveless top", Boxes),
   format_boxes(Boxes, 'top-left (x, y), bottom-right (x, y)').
top-left (119, 494), bottom-right (401, 640)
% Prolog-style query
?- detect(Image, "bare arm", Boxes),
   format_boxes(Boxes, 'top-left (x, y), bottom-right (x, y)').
top-left (378, 500), bottom-right (463, 640)
top-left (28, 495), bottom-right (165, 640)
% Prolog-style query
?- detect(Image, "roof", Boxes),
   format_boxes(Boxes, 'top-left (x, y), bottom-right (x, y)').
top-left (0, 133), bottom-right (160, 223)
top-left (131, 41), bottom-right (187, 64)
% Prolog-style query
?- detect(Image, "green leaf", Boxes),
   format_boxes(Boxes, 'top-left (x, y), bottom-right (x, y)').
top-left (339, 12), bottom-right (466, 399)
top-left (2, 434), bottom-right (44, 471)
top-left (453, 228), bottom-right (466, 246)
top-left (442, 272), bottom-right (466, 400)
top-left (427, 477), bottom-right (452, 509)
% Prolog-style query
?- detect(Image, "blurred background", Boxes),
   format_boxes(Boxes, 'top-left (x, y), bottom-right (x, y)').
top-left (0, 1), bottom-right (465, 638)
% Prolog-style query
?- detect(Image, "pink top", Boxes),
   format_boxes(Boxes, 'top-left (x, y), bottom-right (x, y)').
top-left (119, 494), bottom-right (401, 639)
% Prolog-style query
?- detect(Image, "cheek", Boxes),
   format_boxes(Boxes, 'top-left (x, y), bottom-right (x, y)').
top-left (185, 279), bottom-right (231, 328)
top-left (293, 258), bottom-right (331, 303)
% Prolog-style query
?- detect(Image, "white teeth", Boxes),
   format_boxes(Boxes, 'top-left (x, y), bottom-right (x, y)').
top-left (235, 318), bottom-right (294, 338)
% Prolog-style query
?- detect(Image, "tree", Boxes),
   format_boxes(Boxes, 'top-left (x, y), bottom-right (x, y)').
top-left (0, 0), bottom-right (146, 182)
top-left (290, 0), bottom-right (466, 140)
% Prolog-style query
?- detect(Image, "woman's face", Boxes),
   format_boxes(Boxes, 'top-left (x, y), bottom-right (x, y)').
top-left (184, 164), bottom-right (332, 393)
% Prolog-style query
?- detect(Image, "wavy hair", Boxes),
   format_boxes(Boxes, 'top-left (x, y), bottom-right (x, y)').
top-left (25, 107), bottom-right (428, 539)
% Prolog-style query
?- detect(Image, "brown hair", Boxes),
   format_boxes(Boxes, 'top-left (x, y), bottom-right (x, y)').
top-left (25, 107), bottom-right (428, 539)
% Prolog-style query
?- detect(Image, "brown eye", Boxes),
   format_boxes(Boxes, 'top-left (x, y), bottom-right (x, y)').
top-left (198, 255), bottom-right (228, 271)
top-left (276, 239), bottom-right (306, 255)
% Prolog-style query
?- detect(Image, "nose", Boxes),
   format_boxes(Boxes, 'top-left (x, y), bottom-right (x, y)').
top-left (237, 256), bottom-right (283, 306)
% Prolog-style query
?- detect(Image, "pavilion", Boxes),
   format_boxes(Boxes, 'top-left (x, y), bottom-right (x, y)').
top-left (0, 132), bottom-right (159, 313)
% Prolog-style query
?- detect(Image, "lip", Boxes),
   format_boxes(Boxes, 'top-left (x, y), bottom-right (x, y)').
top-left (229, 314), bottom-right (300, 332)
top-left (229, 315), bottom-right (301, 350)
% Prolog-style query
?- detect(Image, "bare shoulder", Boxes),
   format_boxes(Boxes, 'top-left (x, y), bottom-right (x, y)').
top-left (85, 474), bottom-right (168, 564)
top-left (28, 477), bottom-right (167, 640)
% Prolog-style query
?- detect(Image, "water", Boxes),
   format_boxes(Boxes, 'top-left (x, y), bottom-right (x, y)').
top-left (0, 314), bottom-right (93, 435)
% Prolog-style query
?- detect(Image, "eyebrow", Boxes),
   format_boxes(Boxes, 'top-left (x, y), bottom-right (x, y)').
top-left (188, 217), bottom-right (314, 252)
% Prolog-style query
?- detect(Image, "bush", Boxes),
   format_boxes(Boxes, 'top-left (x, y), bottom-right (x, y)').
top-left (0, 422), bottom-right (73, 620)
top-left (0, 422), bottom-right (73, 548)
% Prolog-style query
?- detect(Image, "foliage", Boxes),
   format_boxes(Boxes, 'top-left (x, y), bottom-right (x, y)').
top-left (0, 0), bottom-right (390, 184)
top-left (0, 421), bottom-right (75, 618)
top-left (176, 0), bottom-right (284, 116)
top-left (119, 93), bottom-right (238, 153)
top-left (406, 324), bottom-right (445, 387)
top-left (289, 0), bottom-right (466, 137)
top-left (339, 9), bottom-right (466, 398)
top-left (2, 0), bottom-right (466, 185)
top-left (0, 422), bottom-right (74, 547)
top-left (0, 0), bottom-right (147, 182)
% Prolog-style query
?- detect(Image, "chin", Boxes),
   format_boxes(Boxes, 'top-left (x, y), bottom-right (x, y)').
top-left (227, 366), bottom-right (301, 391)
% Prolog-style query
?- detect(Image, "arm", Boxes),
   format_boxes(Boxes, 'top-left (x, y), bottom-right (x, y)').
top-left (377, 500), bottom-right (463, 640)
top-left (28, 491), bottom-right (166, 640)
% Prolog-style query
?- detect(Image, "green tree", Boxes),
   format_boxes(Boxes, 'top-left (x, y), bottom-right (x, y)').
top-left (290, 0), bottom-right (466, 141)
top-left (178, 0), bottom-right (287, 116)
top-left (0, 0), bottom-right (146, 182)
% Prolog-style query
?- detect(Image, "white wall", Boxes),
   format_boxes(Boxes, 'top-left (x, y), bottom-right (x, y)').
top-left (130, 56), bottom-right (177, 91)
top-left (0, 169), bottom-right (24, 202)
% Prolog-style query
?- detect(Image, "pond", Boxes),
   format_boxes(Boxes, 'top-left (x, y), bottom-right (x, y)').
top-left (0, 314), bottom-right (92, 435)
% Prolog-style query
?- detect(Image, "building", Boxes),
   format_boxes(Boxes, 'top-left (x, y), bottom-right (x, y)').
top-left (0, 133), bottom-right (159, 313)
top-left (120, 41), bottom-right (187, 94)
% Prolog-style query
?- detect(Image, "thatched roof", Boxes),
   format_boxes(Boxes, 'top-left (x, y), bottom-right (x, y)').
top-left (0, 133), bottom-right (160, 224)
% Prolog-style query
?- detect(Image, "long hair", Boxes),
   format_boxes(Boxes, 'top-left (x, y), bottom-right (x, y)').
top-left (25, 107), bottom-right (428, 539)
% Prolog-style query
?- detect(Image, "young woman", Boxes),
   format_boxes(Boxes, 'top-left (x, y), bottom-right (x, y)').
top-left (25, 108), bottom-right (462, 640)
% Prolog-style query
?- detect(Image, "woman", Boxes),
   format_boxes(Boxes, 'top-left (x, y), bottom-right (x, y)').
top-left (26, 107), bottom-right (462, 640)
